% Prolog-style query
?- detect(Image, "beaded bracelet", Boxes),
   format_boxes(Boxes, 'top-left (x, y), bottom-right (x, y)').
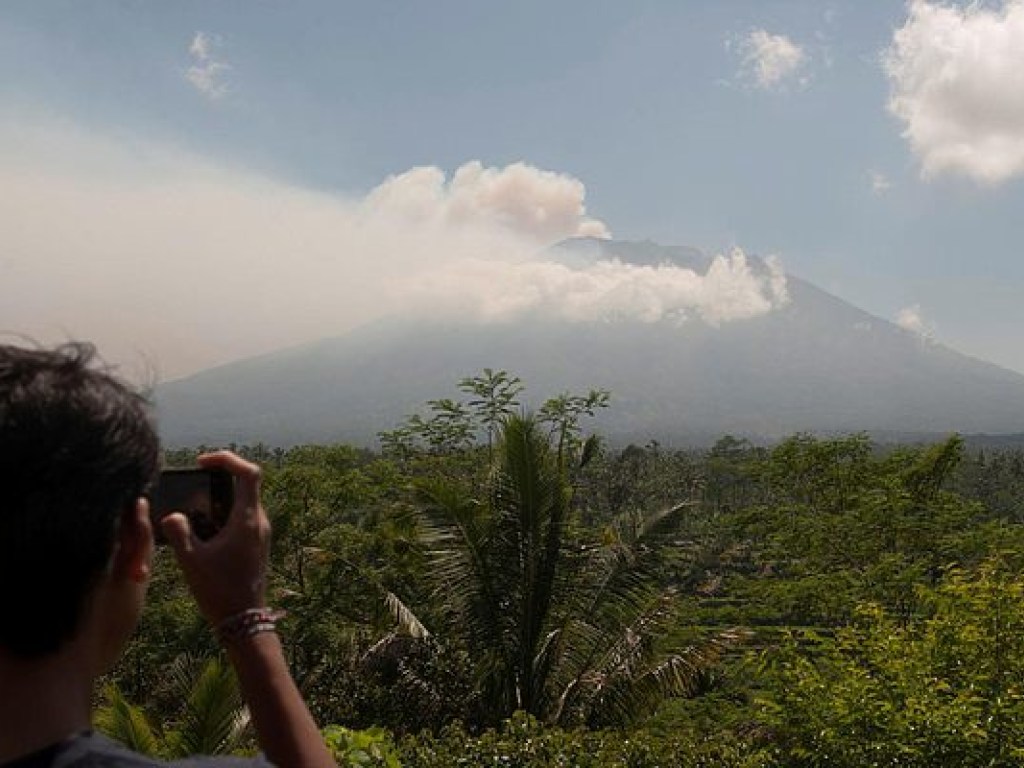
top-left (215, 607), bottom-right (287, 643)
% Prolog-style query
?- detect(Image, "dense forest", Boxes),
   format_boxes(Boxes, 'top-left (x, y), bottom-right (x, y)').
top-left (102, 371), bottom-right (1024, 767)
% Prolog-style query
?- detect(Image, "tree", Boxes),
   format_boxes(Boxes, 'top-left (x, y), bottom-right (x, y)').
top-left (458, 368), bottom-right (524, 452)
top-left (409, 413), bottom-right (739, 728)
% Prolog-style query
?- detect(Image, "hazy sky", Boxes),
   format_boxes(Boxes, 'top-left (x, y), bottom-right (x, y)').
top-left (3, 1), bottom-right (1024, 380)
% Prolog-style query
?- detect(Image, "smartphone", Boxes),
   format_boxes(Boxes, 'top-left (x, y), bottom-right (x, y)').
top-left (150, 468), bottom-right (234, 542)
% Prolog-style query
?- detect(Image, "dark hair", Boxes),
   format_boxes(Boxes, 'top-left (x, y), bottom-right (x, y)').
top-left (0, 342), bottom-right (160, 657)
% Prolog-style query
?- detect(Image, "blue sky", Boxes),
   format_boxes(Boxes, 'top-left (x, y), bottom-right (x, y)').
top-left (2, 1), bottom-right (1024, 379)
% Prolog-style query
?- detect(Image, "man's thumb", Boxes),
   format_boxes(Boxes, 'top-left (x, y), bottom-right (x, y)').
top-left (161, 512), bottom-right (195, 555)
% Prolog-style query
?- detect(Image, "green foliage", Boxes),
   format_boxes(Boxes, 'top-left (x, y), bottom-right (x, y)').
top-left (536, 389), bottom-right (610, 463)
top-left (323, 725), bottom-right (402, 767)
top-left (460, 368), bottom-right (524, 450)
top-left (955, 446), bottom-right (1024, 521)
top-left (690, 433), bottom-right (993, 630)
top-left (257, 446), bottom-right (434, 728)
top-left (760, 560), bottom-right (1024, 767)
top-left (398, 712), bottom-right (774, 768)
top-left (379, 368), bottom-right (609, 468)
top-left (704, 436), bottom-right (767, 513)
top-left (379, 369), bottom-right (525, 458)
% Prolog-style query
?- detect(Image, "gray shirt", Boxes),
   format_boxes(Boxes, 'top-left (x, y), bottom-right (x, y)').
top-left (0, 732), bottom-right (273, 768)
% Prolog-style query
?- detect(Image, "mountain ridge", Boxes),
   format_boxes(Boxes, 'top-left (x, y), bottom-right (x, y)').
top-left (156, 239), bottom-right (1024, 447)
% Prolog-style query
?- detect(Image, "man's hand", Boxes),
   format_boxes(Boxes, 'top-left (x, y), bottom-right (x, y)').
top-left (160, 451), bottom-right (271, 624)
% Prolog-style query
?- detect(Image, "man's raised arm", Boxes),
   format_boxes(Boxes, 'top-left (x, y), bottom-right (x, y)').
top-left (162, 450), bottom-right (338, 768)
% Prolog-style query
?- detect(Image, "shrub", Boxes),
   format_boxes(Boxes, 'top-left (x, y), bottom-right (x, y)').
top-left (398, 712), bottom-right (774, 768)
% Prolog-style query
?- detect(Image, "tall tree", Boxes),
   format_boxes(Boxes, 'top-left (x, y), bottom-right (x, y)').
top-left (411, 413), bottom-right (738, 728)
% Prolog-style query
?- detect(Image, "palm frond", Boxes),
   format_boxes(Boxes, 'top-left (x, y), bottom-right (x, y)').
top-left (579, 434), bottom-right (602, 469)
top-left (94, 682), bottom-right (162, 757)
top-left (385, 590), bottom-right (431, 639)
top-left (616, 500), bottom-right (693, 547)
top-left (394, 656), bottom-right (445, 720)
top-left (547, 587), bottom-right (669, 725)
top-left (166, 655), bottom-right (249, 758)
top-left (584, 627), bottom-right (748, 728)
top-left (492, 415), bottom-right (572, 710)
top-left (414, 476), bottom-right (510, 688)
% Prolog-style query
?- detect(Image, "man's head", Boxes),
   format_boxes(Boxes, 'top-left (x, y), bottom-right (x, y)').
top-left (0, 342), bottom-right (160, 658)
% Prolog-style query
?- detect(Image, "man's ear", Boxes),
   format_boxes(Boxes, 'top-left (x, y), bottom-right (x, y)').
top-left (111, 498), bottom-right (154, 584)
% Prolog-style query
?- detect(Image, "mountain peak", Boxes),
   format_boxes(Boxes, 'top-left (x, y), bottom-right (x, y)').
top-left (552, 237), bottom-right (712, 271)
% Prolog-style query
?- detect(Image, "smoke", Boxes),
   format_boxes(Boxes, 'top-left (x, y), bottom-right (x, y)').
top-left (0, 118), bottom-right (788, 379)
top-left (896, 304), bottom-right (934, 340)
top-left (404, 249), bottom-right (788, 326)
top-left (364, 161), bottom-right (609, 243)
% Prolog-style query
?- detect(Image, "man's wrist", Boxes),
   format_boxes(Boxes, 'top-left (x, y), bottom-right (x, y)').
top-left (222, 624), bottom-right (286, 661)
top-left (215, 607), bottom-right (286, 644)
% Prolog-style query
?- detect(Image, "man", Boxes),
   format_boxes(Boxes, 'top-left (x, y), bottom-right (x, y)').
top-left (0, 342), bottom-right (338, 767)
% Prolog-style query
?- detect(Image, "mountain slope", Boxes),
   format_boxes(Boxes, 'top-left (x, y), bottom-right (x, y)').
top-left (156, 239), bottom-right (1024, 446)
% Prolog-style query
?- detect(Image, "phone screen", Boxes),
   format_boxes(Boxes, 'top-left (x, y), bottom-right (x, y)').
top-left (151, 468), bottom-right (234, 542)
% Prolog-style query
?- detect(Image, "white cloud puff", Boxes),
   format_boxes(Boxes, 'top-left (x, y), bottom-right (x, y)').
top-left (736, 29), bottom-right (807, 90)
top-left (186, 31), bottom-right (230, 101)
top-left (870, 170), bottom-right (892, 194)
top-left (885, 0), bottom-right (1024, 184)
top-left (364, 161), bottom-right (610, 243)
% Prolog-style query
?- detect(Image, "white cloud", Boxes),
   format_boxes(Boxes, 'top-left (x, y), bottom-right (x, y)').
top-left (736, 29), bottom-right (808, 90)
top-left (186, 31), bottom-right (230, 101)
top-left (870, 170), bottom-right (891, 194)
top-left (896, 304), bottom-right (933, 339)
top-left (884, 0), bottom-right (1024, 184)
top-left (0, 118), bottom-right (787, 379)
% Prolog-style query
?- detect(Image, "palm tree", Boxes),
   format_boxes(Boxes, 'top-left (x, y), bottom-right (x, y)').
top-left (96, 654), bottom-right (251, 759)
top-left (411, 413), bottom-right (740, 728)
